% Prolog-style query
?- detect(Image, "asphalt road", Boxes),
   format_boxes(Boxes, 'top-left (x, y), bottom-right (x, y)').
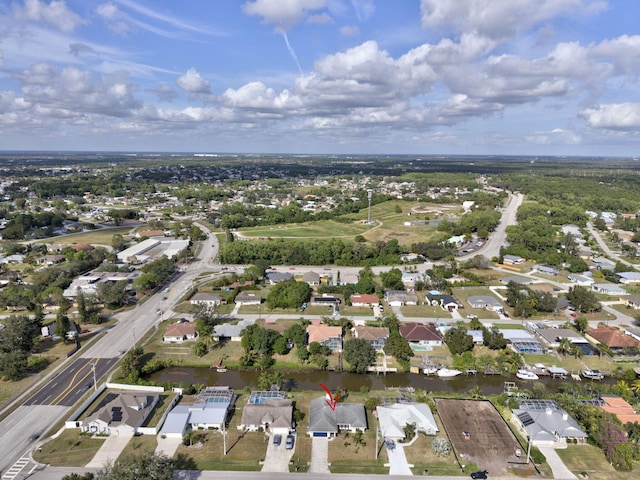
top-left (0, 224), bottom-right (220, 476)
top-left (24, 357), bottom-right (118, 407)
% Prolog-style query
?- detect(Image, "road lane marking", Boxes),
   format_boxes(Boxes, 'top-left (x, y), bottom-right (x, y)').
top-left (49, 357), bottom-right (101, 406)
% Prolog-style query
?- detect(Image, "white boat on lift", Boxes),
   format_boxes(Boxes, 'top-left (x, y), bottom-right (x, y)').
top-left (437, 368), bottom-right (463, 378)
top-left (516, 369), bottom-right (539, 380)
top-left (581, 368), bottom-right (605, 380)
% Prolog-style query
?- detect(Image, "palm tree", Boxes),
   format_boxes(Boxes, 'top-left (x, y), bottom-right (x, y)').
top-left (631, 379), bottom-right (640, 397)
top-left (558, 338), bottom-right (573, 357)
top-left (469, 385), bottom-right (484, 400)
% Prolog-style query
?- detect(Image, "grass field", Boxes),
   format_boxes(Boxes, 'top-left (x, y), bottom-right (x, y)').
top-left (556, 444), bottom-right (640, 480)
top-left (33, 429), bottom-right (105, 467)
top-left (40, 226), bottom-right (133, 246)
top-left (237, 199), bottom-right (454, 247)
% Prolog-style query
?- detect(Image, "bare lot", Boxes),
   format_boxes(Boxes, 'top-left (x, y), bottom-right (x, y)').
top-left (436, 398), bottom-right (523, 474)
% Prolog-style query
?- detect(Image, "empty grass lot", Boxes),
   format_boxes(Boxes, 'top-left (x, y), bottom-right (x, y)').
top-left (556, 444), bottom-right (640, 480)
top-left (238, 199), bottom-right (453, 246)
top-left (33, 429), bottom-right (105, 467)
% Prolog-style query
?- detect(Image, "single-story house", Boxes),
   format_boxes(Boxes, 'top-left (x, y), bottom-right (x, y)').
top-left (350, 294), bottom-right (380, 307)
top-left (401, 272), bottom-right (425, 289)
top-left (591, 257), bottom-right (616, 271)
top-left (592, 284), bottom-right (627, 295)
top-left (585, 326), bottom-right (640, 351)
top-left (385, 290), bottom-right (419, 306)
top-left (310, 295), bottom-right (341, 307)
top-left (567, 273), bottom-right (594, 286)
top-left (82, 392), bottom-right (159, 436)
top-left (239, 397), bottom-right (293, 434)
top-left (425, 293), bottom-right (461, 311)
top-left (265, 272), bottom-right (294, 284)
top-left (163, 321), bottom-right (197, 343)
top-left (306, 324), bottom-right (342, 351)
top-left (532, 265), bottom-right (560, 276)
top-left (161, 387), bottom-right (235, 438)
top-left (307, 396), bottom-right (367, 437)
top-left (399, 322), bottom-right (443, 347)
top-left (234, 292), bottom-right (263, 306)
top-left (301, 271), bottom-right (320, 287)
top-left (353, 326), bottom-right (389, 350)
top-left (620, 294), bottom-right (640, 309)
top-left (624, 326), bottom-right (640, 342)
top-left (38, 254), bottom-right (66, 266)
top-left (512, 400), bottom-right (587, 446)
top-left (467, 295), bottom-right (503, 310)
top-left (503, 254), bottom-right (524, 265)
top-left (190, 292), bottom-right (224, 307)
top-left (536, 328), bottom-right (589, 348)
top-left (212, 319), bottom-right (254, 342)
top-left (598, 396), bottom-right (640, 424)
top-left (499, 275), bottom-right (534, 285)
top-left (616, 271), bottom-right (640, 285)
top-left (336, 272), bottom-right (359, 285)
top-left (377, 403), bottom-right (438, 441)
top-left (466, 329), bottom-right (485, 344)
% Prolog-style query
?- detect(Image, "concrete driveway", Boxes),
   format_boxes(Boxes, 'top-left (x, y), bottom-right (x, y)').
top-left (537, 446), bottom-right (577, 480)
top-left (309, 436), bottom-right (330, 474)
top-left (261, 434), bottom-right (295, 472)
top-left (85, 432), bottom-right (133, 468)
top-left (155, 434), bottom-right (183, 458)
top-left (387, 442), bottom-right (413, 476)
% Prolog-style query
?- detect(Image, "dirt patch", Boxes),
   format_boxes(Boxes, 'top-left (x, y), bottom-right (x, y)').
top-left (436, 398), bottom-right (523, 474)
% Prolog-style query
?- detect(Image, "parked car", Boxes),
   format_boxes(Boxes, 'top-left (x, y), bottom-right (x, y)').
top-left (273, 434), bottom-right (282, 446)
top-left (470, 470), bottom-right (488, 479)
top-left (285, 434), bottom-right (295, 450)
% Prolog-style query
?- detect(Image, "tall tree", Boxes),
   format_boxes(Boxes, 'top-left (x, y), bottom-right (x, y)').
top-left (343, 338), bottom-right (376, 374)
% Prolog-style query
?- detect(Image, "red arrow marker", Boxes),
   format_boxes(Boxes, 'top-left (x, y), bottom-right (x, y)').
top-left (320, 383), bottom-right (339, 411)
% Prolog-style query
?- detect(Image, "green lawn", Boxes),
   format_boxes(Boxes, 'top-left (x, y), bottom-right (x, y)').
top-left (556, 445), bottom-right (640, 480)
top-left (237, 199), bottom-right (456, 247)
top-left (41, 226), bottom-right (132, 246)
top-left (33, 429), bottom-right (105, 467)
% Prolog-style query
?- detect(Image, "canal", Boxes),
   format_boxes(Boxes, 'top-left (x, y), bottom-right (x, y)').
top-left (149, 367), bottom-right (611, 394)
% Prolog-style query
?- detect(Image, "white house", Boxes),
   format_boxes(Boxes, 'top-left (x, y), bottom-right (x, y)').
top-left (377, 403), bottom-right (438, 441)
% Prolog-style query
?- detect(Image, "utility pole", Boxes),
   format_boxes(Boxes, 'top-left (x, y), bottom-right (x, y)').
top-left (91, 363), bottom-right (97, 391)
top-left (367, 190), bottom-right (372, 223)
top-left (222, 420), bottom-right (227, 455)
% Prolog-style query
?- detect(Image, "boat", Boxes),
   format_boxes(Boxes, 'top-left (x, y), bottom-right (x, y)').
top-left (581, 368), bottom-right (604, 380)
top-left (437, 368), bottom-right (462, 378)
top-left (516, 369), bottom-right (539, 380)
top-left (423, 365), bottom-right (440, 375)
top-left (212, 357), bottom-right (227, 373)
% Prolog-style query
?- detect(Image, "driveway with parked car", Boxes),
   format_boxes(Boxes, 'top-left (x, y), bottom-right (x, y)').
top-left (261, 433), bottom-right (296, 472)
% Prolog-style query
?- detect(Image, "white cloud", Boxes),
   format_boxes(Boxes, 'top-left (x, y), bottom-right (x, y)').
top-left (176, 68), bottom-right (211, 94)
top-left (14, 0), bottom-right (84, 33)
top-left (150, 84), bottom-right (178, 102)
top-left (419, 0), bottom-right (600, 41)
top-left (243, 0), bottom-right (326, 32)
top-left (581, 103), bottom-right (640, 130)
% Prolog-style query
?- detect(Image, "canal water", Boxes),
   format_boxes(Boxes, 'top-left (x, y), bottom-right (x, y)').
top-left (149, 367), bottom-right (609, 394)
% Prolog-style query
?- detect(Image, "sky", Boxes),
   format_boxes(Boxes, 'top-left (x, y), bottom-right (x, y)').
top-left (0, 0), bottom-right (639, 156)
